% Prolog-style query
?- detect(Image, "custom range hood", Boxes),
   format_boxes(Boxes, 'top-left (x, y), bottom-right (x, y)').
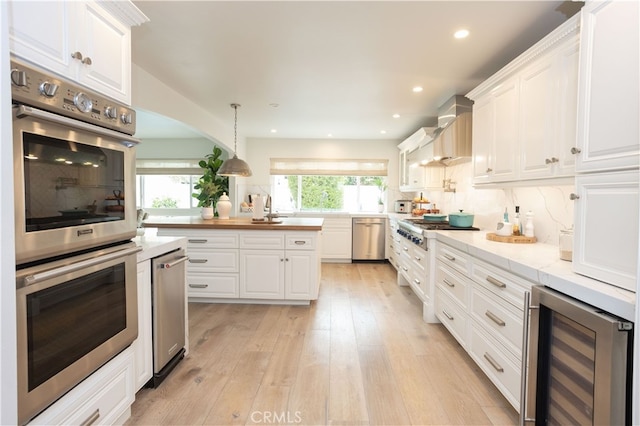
top-left (425, 95), bottom-right (473, 166)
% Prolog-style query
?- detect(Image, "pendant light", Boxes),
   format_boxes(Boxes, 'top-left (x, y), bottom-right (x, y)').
top-left (218, 103), bottom-right (252, 177)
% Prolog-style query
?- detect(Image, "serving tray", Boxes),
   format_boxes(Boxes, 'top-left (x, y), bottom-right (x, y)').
top-left (486, 233), bottom-right (537, 244)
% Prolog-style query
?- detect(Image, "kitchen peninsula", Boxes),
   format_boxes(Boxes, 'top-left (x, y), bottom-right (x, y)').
top-left (144, 217), bottom-right (323, 304)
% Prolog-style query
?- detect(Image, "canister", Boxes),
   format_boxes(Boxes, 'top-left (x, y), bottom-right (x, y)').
top-left (559, 228), bottom-right (573, 261)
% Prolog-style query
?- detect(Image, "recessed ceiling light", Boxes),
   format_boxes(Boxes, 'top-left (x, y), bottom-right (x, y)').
top-left (412, 86), bottom-right (423, 93)
top-left (392, 113), bottom-right (400, 118)
top-left (380, 130), bottom-right (387, 134)
top-left (454, 29), bottom-right (469, 39)
top-left (270, 129), bottom-right (277, 133)
top-left (327, 133), bottom-right (333, 138)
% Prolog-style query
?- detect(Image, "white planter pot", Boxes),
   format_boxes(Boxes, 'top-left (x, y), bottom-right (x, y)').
top-left (201, 206), bottom-right (214, 219)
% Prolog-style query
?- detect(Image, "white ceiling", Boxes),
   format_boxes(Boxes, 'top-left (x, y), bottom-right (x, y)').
top-left (131, 1), bottom-right (582, 141)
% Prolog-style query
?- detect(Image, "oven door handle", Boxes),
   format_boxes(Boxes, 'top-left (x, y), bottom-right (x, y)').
top-left (15, 105), bottom-right (141, 146)
top-left (23, 246), bottom-right (142, 286)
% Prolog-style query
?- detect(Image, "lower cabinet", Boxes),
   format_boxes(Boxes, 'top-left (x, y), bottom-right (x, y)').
top-left (133, 259), bottom-right (153, 392)
top-left (30, 347), bottom-right (135, 426)
top-left (320, 217), bottom-right (352, 261)
top-left (157, 228), bottom-right (320, 302)
top-left (434, 241), bottom-right (533, 412)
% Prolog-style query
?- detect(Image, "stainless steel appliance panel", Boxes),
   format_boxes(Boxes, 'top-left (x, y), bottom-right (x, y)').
top-left (151, 249), bottom-right (188, 380)
top-left (16, 242), bottom-right (140, 425)
top-left (522, 286), bottom-right (632, 425)
top-left (352, 217), bottom-right (386, 260)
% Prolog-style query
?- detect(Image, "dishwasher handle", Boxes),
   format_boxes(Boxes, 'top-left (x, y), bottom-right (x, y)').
top-left (159, 256), bottom-right (189, 269)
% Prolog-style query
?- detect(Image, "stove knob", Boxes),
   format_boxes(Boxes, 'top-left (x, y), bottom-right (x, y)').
top-left (39, 81), bottom-right (59, 97)
top-left (11, 69), bottom-right (27, 87)
top-left (120, 111), bottom-right (133, 125)
top-left (104, 106), bottom-right (118, 119)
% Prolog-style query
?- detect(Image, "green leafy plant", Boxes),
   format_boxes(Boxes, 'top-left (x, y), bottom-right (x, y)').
top-left (192, 146), bottom-right (229, 208)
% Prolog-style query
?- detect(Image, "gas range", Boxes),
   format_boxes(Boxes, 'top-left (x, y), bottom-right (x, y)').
top-left (397, 218), bottom-right (479, 250)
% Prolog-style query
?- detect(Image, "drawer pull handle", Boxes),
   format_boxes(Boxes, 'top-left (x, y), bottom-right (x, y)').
top-left (486, 276), bottom-right (506, 288)
top-left (443, 279), bottom-right (455, 288)
top-left (414, 256), bottom-right (421, 261)
top-left (189, 259), bottom-right (208, 264)
top-left (188, 239), bottom-right (208, 243)
top-left (485, 310), bottom-right (506, 326)
top-left (413, 279), bottom-right (420, 285)
top-left (442, 310), bottom-right (454, 321)
top-left (294, 240), bottom-right (306, 245)
top-left (80, 409), bottom-right (100, 426)
top-left (444, 254), bottom-right (455, 261)
top-left (403, 247), bottom-right (409, 251)
top-left (189, 284), bottom-right (208, 288)
top-left (483, 353), bottom-right (504, 373)
top-left (402, 266), bottom-right (408, 272)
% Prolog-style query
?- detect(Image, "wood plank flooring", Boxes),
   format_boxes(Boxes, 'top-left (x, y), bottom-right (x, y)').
top-left (127, 262), bottom-right (518, 426)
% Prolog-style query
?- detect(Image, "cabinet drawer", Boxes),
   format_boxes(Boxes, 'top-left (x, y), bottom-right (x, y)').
top-left (435, 262), bottom-right (469, 308)
top-left (435, 287), bottom-right (467, 348)
top-left (159, 229), bottom-right (239, 248)
top-left (469, 324), bottom-right (520, 410)
top-left (471, 258), bottom-right (532, 308)
top-left (31, 347), bottom-right (134, 426)
top-left (187, 248), bottom-right (239, 273)
top-left (471, 286), bottom-right (523, 357)
top-left (240, 232), bottom-right (285, 249)
top-left (436, 243), bottom-right (470, 277)
top-left (285, 233), bottom-right (317, 250)
top-left (410, 246), bottom-right (428, 271)
top-left (187, 273), bottom-right (239, 298)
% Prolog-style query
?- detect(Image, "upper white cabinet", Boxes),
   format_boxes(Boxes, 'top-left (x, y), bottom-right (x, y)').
top-left (398, 127), bottom-right (444, 191)
top-left (468, 15), bottom-right (580, 184)
top-left (7, 0), bottom-right (148, 104)
top-left (574, 0), bottom-right (639, 172)
top-left (471, 77), bottom-right (520, 183)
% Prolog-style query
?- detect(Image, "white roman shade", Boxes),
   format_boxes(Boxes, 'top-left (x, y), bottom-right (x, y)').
top-left (270, 158), bottom-right (388, 176)
top-left (136, 159), bottom-right (204, 175)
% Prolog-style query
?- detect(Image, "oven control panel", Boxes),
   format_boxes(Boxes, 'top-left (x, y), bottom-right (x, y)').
top-left (9, 59), bottom-right (136, 135)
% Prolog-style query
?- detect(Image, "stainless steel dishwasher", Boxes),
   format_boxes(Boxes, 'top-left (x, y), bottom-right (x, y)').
top-left (149, 248), bottom-right (188, 387)
top-left (352, 217), bottom-right (386, 260)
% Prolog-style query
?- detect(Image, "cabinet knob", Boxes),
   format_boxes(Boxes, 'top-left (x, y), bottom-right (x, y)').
top-left (71, 51), bottom-right (84, 61)
top-left (569, 193), bottom-right (580, 200)
top-left (486, 167), bottom-right (493, 173)
top-left (82, 56), bottom-right (92, 65)
top-left (570, 147), bottom-right (582, 155)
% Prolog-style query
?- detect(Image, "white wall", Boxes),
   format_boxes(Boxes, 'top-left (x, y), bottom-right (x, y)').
top-left (0, 1), bottom-right (18, 423)
top-left (136, 137), bottom-right (224, 160)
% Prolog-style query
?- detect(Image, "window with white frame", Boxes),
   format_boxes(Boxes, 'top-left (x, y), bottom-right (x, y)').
top-left (136, 159), bottom-right (204, 214)
top-left (269, 158), bottom-right (388, 212)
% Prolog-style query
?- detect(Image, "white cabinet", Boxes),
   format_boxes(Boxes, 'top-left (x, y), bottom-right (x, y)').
top-left (133, 259), bottom-right (152, 392)
top-left (468, 15), bottom-right (580, 184)
top-left (30, 347), bottom-right (134, 426)
top-left (519, 36), bottom-right (579, 180)
top-left (575, 0), bottom-right (639, 172)
top-left (398, 127), bottom-right (443, 191)
top-left (7, 0), bottom-right (147, 104)
top-left (239, 232), bottom-right (319, 301)
top-left (573, 171), bottom-right (639, 291)
top-left (158, 228), bottom-right (320, 302)
top-left (572, 1), bottom-right (639, 292)
top-left (434, 241), bottom-right (533, 411)
top-left (320, 217), bottom-right (352, 261)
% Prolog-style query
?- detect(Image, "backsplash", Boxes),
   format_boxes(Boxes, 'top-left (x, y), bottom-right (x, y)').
top-left (406, 162), bottom-right (575, 245)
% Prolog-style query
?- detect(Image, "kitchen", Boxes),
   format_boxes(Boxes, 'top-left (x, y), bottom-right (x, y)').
top-left (1, 1), bottom-right (639, 425)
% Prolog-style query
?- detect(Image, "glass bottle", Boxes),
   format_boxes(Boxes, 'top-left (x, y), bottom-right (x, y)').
top-left (559, 228), bottom-right (573, 261)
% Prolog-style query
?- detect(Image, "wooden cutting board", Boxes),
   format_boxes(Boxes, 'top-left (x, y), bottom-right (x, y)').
top-left (486, 233), bottom-right (537, 244)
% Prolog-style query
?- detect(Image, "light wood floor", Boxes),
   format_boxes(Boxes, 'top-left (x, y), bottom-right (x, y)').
top-left (127, 262), bottom-right (518, 426)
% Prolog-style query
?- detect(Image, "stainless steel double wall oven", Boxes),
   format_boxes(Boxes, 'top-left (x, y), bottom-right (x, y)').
top-left (11, 58), bottom-right (140, 425)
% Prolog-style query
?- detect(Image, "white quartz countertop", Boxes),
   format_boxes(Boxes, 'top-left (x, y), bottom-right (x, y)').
top-left (434, 230), bottom-right (636, 321)
top-left (133, 234), bottom-right (187, 262)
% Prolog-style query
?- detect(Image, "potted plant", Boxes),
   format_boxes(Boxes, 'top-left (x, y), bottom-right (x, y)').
top-left (192, 146), bottom-right (229, 219)
top-left (373, 177), bottom-right (387, 213)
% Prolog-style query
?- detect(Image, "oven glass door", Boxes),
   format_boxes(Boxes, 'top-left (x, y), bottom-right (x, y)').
top-left (16, 243), bottom-right (139, 425)
top-left (13, 105), bottom-right (138, 264)
top-left (23, 131), bottom-right (125, 231)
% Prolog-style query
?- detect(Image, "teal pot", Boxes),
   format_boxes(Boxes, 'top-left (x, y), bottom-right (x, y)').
top-left (423, 213), bottom-right (447, 222)
top-left (448, 210), bottom-right (475, 227)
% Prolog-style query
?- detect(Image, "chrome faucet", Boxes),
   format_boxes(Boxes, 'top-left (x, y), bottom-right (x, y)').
top-left (265, 195), bottom-right (279, 220)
